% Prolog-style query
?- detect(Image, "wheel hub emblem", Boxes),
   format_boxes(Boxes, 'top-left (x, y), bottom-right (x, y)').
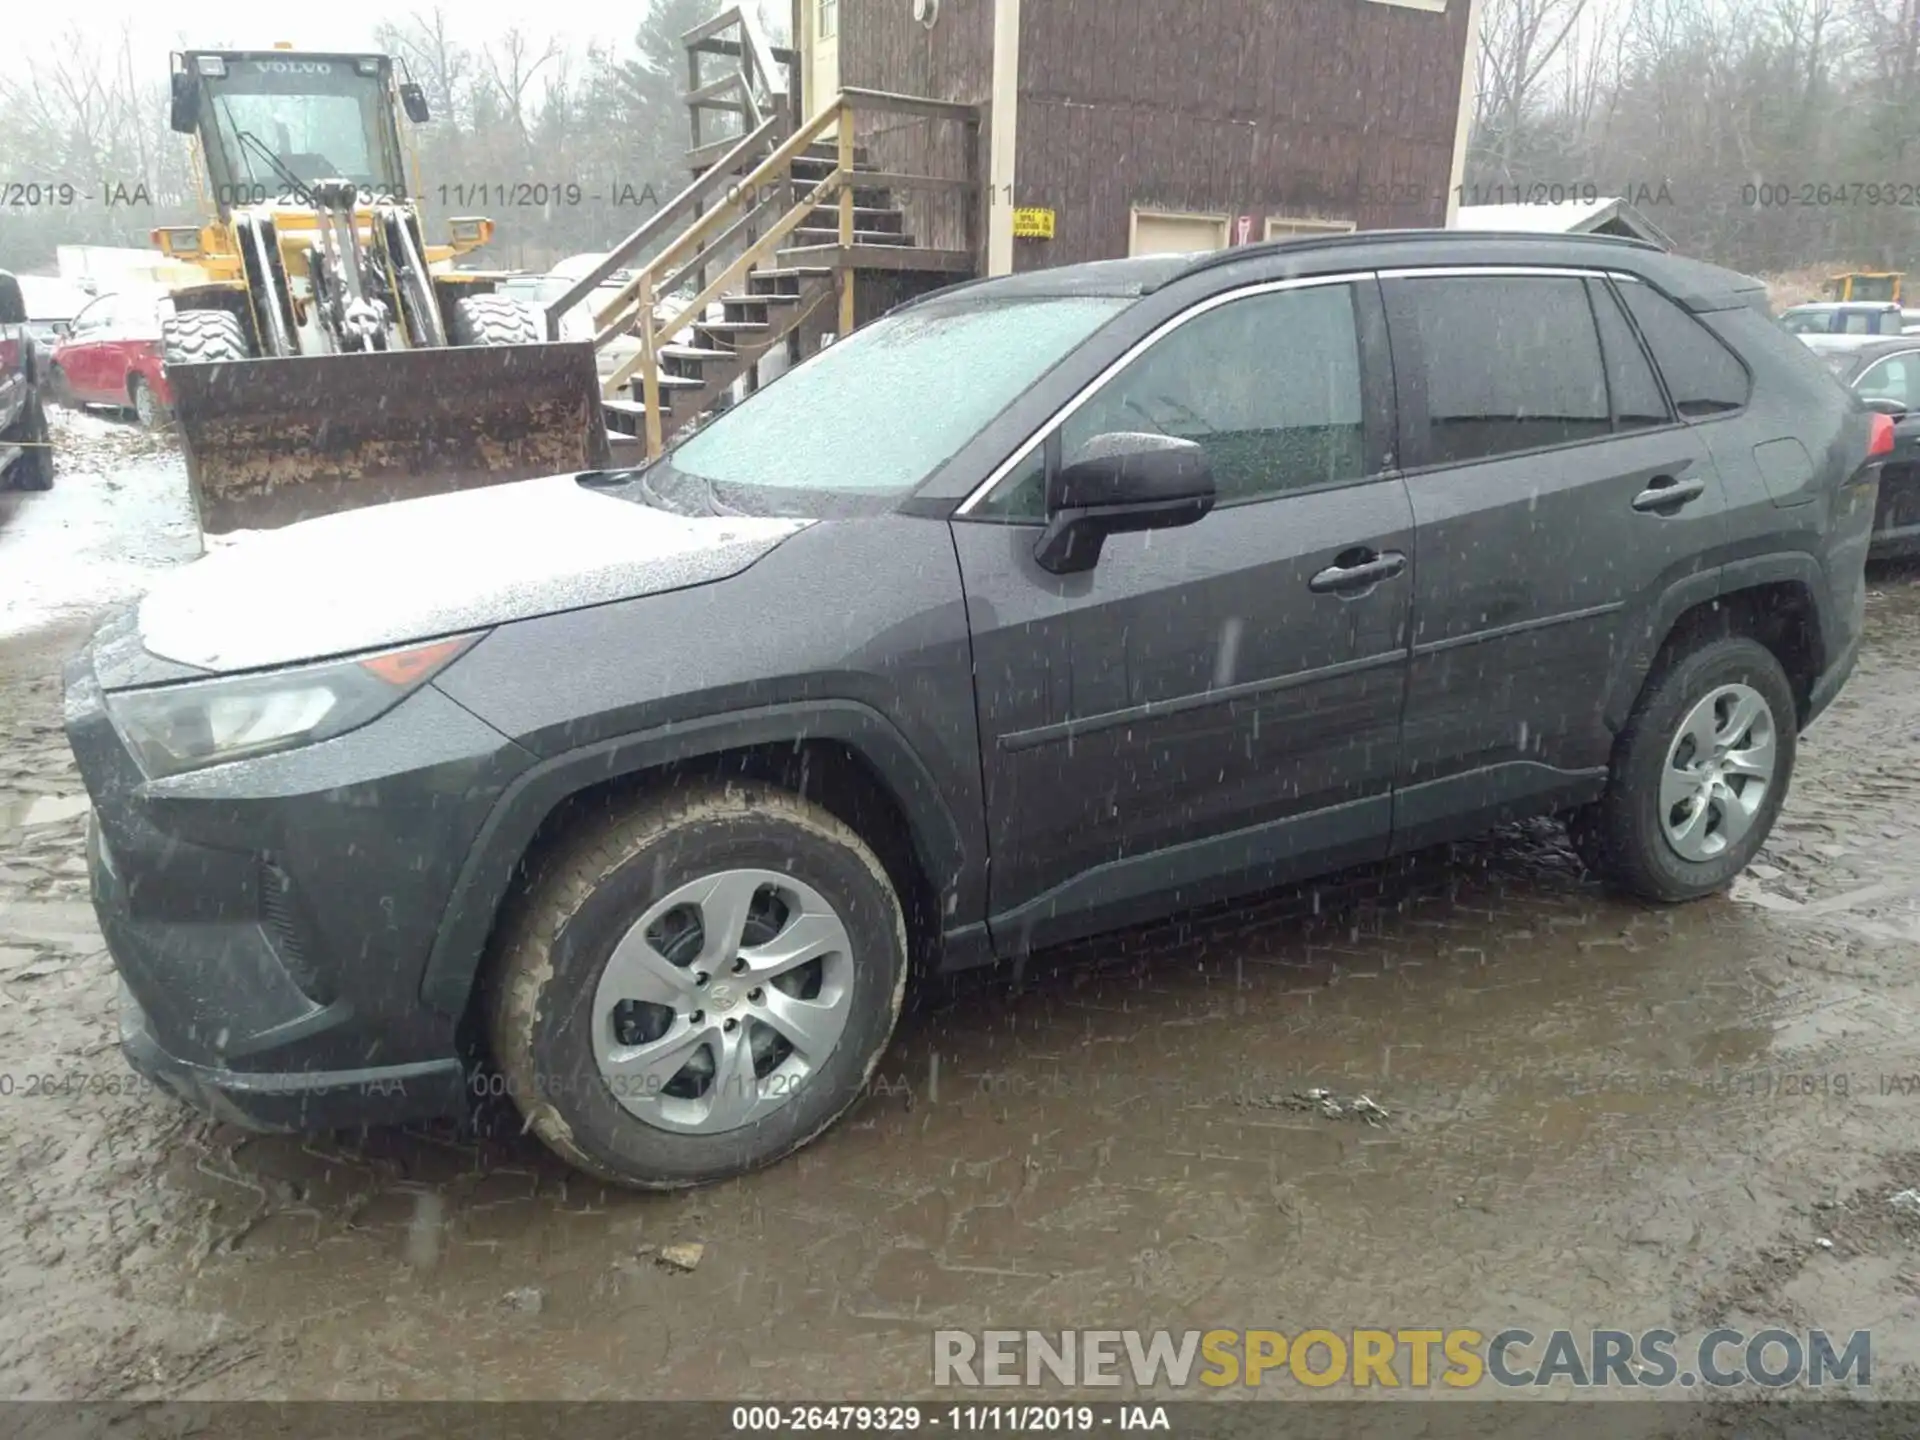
top-left (708, 982), bottom-right (738, 1012)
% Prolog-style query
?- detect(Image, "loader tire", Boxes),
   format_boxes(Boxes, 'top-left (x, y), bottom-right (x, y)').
top-left (162, 309), bottom-right (252, 365)
top-left (450, 294), bottom-right (542, 347)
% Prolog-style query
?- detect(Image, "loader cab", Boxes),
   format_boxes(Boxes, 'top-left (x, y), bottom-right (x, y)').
top-left (170, 50), bottom-right (413, 217)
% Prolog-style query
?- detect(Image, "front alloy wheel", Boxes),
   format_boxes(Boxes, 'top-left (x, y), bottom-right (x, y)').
top-left (487, 783), bottom-right (908, 1189)
top-left (591, 869), bottom-right (856, 1135)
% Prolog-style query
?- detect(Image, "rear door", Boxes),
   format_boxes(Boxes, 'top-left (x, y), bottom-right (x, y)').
top-left (59, 296), bottom-right (114, 401)
top-left (1383, 267), bottom-right (1727, 851)
top-left (953, 275), bottom-right (1413, 952)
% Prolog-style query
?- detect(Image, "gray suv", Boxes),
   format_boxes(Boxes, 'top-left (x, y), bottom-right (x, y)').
top-left (64, 231), bottom-right (1881, 1190)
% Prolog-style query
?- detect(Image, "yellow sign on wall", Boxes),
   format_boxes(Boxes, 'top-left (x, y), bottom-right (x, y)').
top-left (1012, 207), bottom-right (1056, 239)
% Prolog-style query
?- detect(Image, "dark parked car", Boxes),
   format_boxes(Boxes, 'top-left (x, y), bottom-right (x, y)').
top-left (64, 231), bottom-right (1881, 1190)
top-left (0, 270), bottom-right (54, 491)
top-left (1815, 336), bottom-right (1920, 556)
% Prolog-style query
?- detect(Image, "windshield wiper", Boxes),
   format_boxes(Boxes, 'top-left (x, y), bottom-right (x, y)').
top-left (216, 101), bottom-right (313, 205)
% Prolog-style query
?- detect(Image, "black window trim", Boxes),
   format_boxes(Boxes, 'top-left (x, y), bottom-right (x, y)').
top-left (1608, 272), bottom-right (1753, 424)
top-left (1380, 264), bottom-right (1699, 479)
top-left (952, 270), bottom-right (1393, 523)
top-left (1586, 275), bottom-right (1677, 431)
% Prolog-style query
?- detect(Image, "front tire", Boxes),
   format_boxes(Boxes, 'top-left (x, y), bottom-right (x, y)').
top-left (486, 782), bottom-right (909, 1189)
top-left (449, 293), bottom-right (542, 347)
top-left (1574, 636), bottom-right (1797, 903)
top-left (161, 309), bottom-right (252, 366)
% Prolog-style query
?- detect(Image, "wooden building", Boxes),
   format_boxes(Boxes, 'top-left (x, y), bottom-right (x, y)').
top-left (794, 0), bottom-right (1482, 274)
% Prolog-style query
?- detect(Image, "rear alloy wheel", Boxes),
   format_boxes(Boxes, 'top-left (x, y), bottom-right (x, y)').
top-left (130, 375), bottom-right (165, 429)
top-left (1573, 636), bottom-right (1796, 902)
top-left (486, 783), bottom-right (908, 1189)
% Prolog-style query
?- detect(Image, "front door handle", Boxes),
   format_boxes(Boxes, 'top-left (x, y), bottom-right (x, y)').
top-left (1310, 548), bottom-right (1407, 594)
top-left (1632, 475), bottom-right (1707, 513)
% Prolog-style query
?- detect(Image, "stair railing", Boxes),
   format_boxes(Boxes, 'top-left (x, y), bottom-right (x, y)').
top-left (538, 4), bottom-right (792, 343)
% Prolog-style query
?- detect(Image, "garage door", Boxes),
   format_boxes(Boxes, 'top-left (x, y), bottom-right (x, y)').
top-left (1130, 211), bottom-right (1228, 256)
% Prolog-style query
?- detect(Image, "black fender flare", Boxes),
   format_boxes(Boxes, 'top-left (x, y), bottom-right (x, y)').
top-left (1600, 552), bottom-right (1828, 733)
top-left (418, 700), bottom-right (969, 1017)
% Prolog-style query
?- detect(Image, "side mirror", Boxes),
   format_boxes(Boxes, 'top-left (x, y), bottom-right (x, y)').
top-left (1863, 395), bottom-right (1910, 418)
top-left (399, 83), bottom-right (431, 124)
top-left (1034, 432), bottom-right (1215, 575)
top-left (169, 70), bottom-right (199, 134)
top-left (0, 276), bottom-right (24, 326)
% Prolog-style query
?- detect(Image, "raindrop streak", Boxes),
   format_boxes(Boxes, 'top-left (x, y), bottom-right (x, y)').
top-left (405, 1190), bottom-right (447, 1270)
top-left (1214, 616), bottom-right (1244, 689)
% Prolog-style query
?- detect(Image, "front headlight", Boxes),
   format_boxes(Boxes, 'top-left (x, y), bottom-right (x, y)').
top-left (105, 634), bottom-right (478, 780)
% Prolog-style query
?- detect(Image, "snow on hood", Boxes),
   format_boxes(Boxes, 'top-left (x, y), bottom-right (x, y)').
top-left (137, 473), bottom-right (810, 674)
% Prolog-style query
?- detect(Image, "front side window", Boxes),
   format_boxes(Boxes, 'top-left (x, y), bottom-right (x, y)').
top-left (667, 295), bottom-right (1127, 496)
top-left (1401, 275), bottom-right (1610, 465)
top-left (1617, 279), bottom-right (1751, 417)
top-left (975, 283), bottom-right (1368, 519)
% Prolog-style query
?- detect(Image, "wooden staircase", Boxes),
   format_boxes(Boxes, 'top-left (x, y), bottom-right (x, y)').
top-left (542, 7), bottom-right (982, 460)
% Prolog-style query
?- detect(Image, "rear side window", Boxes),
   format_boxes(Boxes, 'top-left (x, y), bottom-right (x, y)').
top-left (1857, 353), bottom-right (1920, 411)
top-left (1401, 275), bottom-right (1610, 465)
top-left (1590, 280), bottom-right (1671, 430)
top-left (1616, 280), bottom-right (1750, 417)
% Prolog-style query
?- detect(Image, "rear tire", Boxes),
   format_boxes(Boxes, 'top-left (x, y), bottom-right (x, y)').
top-left (130, 375), bottom-right (167, 429)
top-left (1573, 636), bottom-right (1797, 903)
top-left (485, 782), bottom-right (909, 1190)
top-left (449, 293), bottom-right (542, 347)
top-left (4, 392), bottom-right (53, 491)
top-left (161, 309), bottom-right (251, 365)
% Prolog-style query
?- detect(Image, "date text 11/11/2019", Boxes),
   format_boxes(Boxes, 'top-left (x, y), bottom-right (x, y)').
top-left (728, 1406), bottom-right (1172, 1431)
top-left (436, 182), bottom-right (662, 208)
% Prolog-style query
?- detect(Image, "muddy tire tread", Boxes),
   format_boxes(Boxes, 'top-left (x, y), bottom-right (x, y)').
top-left (449, 294), bottom-right (542, 347)
top-left (485, 781), bottom-right (909, 1190)
top-left (1580, 634), bottom-right (1797, 903)
top-left (162, 309), bottom-right (251, 365)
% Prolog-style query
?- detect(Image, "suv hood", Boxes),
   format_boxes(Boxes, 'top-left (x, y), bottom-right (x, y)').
top-left (136, 473), bottom-right (810, 674)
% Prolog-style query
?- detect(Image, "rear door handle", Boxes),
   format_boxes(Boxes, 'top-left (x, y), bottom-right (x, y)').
top-left (1309, 548), bottom-right (1407, 593)
top-left (1632, 475), bottom-right (1707, 513)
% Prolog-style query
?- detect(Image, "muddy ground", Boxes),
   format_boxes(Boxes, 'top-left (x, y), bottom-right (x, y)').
top-left (5, 411), bottom-right (1920, 1404)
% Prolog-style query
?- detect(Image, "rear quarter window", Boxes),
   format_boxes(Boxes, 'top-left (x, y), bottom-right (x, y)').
top-left (1617, 279), bottom-right (1751, 417)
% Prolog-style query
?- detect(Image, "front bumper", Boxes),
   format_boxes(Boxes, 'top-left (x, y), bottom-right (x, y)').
top-left (66, 625), bottom-right (534, 1132)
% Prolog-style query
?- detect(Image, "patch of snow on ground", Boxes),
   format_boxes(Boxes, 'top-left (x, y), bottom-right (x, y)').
top-left (0, 407), bottom-right (202, 639)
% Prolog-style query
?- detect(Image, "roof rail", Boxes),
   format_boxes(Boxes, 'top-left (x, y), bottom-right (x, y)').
top-left (1166, 226), bottom-right (1666, 285)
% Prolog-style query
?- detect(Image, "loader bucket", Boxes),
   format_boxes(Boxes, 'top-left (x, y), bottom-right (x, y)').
top-left (168, 341), bottom-right (612, 536)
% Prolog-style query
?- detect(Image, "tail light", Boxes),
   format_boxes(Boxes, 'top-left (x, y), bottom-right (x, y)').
top-left (1870, 413), bottom-right (1896, 458)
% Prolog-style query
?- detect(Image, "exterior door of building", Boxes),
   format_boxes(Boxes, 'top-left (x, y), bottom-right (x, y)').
top-left (807, 0), bottom-right (841, 126)
top-left (1129, 210), bottom-right (1228, 256)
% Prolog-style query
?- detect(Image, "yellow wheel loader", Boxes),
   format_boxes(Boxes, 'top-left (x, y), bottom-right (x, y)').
top-left (156, 47), bottom-right (607, 535)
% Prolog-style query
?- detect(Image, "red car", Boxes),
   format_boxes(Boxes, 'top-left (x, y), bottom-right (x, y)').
top-left (50, 289), bottom-right (175, 428)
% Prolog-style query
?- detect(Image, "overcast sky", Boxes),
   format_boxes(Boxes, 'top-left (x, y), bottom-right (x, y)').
top-left (11, 0), bottom-right (789, 84)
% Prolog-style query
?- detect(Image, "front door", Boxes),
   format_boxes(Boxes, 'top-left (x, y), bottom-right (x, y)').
top-left (807, 0), bottom-right (840, 126)
top-left (952, 276), bottom-right (1414, 953)
top-left (1382, 268), bottom-right (1729, 850)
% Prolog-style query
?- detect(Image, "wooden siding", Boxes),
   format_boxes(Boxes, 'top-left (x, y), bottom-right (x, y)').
top-left (837, 0), bottom-right (995, 260)
top-left (1014, 0), bottom-right (1474, 269)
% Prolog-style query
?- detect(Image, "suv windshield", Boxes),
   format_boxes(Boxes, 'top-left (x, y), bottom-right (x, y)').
top-left (199, 57), bottom-right (404, 202)
top-left (666, 295), bottom-right (1129, 497)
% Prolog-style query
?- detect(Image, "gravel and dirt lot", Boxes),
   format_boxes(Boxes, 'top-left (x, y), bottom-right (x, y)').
top-left (6, 411), bottom-right (1920, 1405)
